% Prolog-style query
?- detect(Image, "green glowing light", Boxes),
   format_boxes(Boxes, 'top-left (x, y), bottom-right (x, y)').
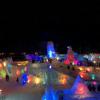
top-left (0, 70), bottom-right (6, 78)
top-left (21, 69), bottom-right (24, 74)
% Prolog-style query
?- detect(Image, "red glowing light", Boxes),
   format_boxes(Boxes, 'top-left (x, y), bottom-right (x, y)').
top-left (75, 83), bottom-right (88, 95)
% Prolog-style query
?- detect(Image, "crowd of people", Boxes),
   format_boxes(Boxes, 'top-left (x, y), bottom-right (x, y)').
top-left (87, 83), bottom-right (100, 92)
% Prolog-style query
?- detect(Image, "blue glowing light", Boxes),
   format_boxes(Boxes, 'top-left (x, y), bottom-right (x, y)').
top-left (42, 86), bottom-right (58, 100)
top-left (21, 73), bottom-right (28, 85)
top-left (47, 42), bottom-right (56, 58)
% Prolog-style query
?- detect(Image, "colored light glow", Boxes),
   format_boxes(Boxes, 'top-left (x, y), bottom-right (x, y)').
top-left (0, 89), bottom-right (2, 94)
top-left (56, 57), bottom-right (59, 60)
top-left (0, 63), bottom-right (3, 69)
top-left (0, 70), bottom-right (6, 78)
top-left (35, 77), bottom-right (41, 84)
top-left (49, 65), bottom-right (52, 69)
top-left (59, 78), bottom-right (66, 85)
top-left (92, 81), bottom-right (97, 85)
top-left (27, 75), bottom-right (33, 83)
top-left (79, 72), bottom-right (85, 78)
top-left (93, 61), bottom-right (96, 64)
top-left (21, 69), bottom-right (24, 74)
top-left (59, 75), bottom-right (67, 85)
top-left (21, 73), bottom-right (28, 85)
top-left (24, 67), bottom-right (27, 72)
top-left (86, 68), bottom-right (91, 72)
top-left (16, 70), bottom-right (20, 76)
top-left (72, 62), bottom-right (75, 65)
top-left (64, 60), bottom-right (70, 65)
top-left (75, 83), bottom-right (88, 95)
top-left (74, 60), bottom-right (78, 65)
top-left (79, 67), bottom-right (84, 71)
top-left (91, 74), bottom-right (95, 80)
top-left (42, 86), bottom-right (58, 100)
top-left (47, 42), bottom-right (56, 58)
top-left (3, 61), bottom-right (7, 67)
top-left (48, 51), bottom-right (52, 58)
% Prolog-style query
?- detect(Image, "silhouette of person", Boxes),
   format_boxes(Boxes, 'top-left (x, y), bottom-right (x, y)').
top-left (6, 74), bottom-right (9, 82)
top-left (16, 77), bottom-right (19, 83)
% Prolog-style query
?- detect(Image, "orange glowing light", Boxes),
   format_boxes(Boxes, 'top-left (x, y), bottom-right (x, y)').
top-left (27, 75), bottom-right (33, 83)
top-left (59, 75), bottom-right (67, 85)
top-left (0, 63), bottom-right (3, 69)
top-left (16, 70), bottom-right (20, 76)
top-left (60, 78), bottom-right (66, 85)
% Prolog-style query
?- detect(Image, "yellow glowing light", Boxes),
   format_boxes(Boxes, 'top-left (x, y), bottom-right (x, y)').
top-left (16, 61), bottom-right (29, 66)
top-left (35, 77), bottom-right (41, 84)
top-left (3, 61), bottom-right (7, 67)
top-left (79, 67), bottom-right (84, 71)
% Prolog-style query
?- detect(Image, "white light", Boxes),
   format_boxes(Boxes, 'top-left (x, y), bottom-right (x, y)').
top-left (72, 62), bottom-right (75, 65)
top-left (49, 65), bottom-right (52, 69)
top-left (93, 61), bottom-right (96, 64)
top-left (0, 89), bottom-right (2, 94)
top-left (56, 57), bottom-right (59, 60)
top-left (0, 89), bottom-right (2, 92)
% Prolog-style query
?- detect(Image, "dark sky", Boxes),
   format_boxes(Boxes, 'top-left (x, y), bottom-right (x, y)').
top-left (0, 3), bottom-right (100, 54)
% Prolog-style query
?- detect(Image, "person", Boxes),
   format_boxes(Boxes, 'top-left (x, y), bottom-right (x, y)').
top-left (67, 66), bottom-right (70, 70)
top-left (16, 77), bottom-right (19, 83)
top-left (59, 94), bottom-right (64, 100)
top-left (6, 74), bottom-right (9, 82)
top-left (97, 84), bottom-right (100, 91)
top-left (58, 91), bottom-right (64, 100)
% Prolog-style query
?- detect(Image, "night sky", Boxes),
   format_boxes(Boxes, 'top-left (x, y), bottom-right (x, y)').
top-left (0, 4), bottom-right (100, 54)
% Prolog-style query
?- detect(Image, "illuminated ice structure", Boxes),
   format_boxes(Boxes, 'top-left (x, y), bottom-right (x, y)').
top-left (63, 75), bottom-right (91, 99)
top-left (42, 86), bottom-right (58, 100)
top-left (64, 46), bottom-right (78, 65)
top-left (47, 41), bottom-right (56, 59)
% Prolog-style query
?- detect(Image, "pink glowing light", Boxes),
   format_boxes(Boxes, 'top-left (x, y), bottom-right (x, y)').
top-left (92, 81), bottom-right (97, 85)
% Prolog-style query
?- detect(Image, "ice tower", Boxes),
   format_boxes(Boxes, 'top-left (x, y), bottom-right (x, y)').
top-left (64, 46), bottom-right (78, 65)
top-left (47, 41), bottom-right (56, 59)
